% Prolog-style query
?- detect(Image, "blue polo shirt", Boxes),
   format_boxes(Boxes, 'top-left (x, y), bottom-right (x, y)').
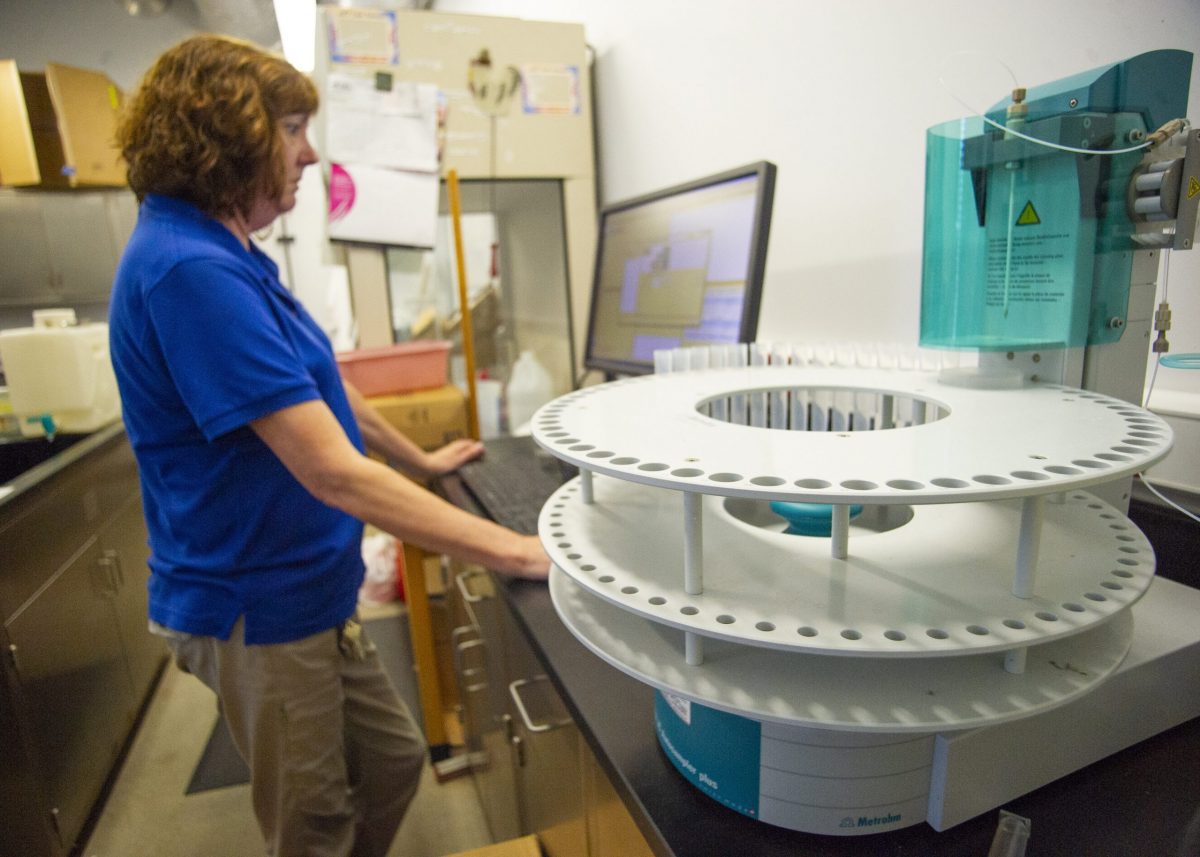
top-left (110, 194), bottom-right (365, 645)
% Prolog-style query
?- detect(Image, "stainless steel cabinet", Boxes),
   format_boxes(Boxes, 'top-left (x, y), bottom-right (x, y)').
top-left (6, 533), bottom-right (135, 847)
top-left (449, 565), bottom-right (588, 857)
top-left (452, 567), bottom-right (522, 843)
top-left (0, 188), bottom-right (137, 308)
top-left (581, 748), bottom-right (656, 857)
top-left (0, 192), bottom-right (55, 303)
top-left (103, 495), bottom-right (161, 704)
top-left (509, 673), bottom-right (587, 857)
top-left (0, 429), bottom-right (165, 857)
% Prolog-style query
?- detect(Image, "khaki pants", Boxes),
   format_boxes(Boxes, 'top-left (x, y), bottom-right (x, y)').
top-left (168, 617), bottom-right (426, 857)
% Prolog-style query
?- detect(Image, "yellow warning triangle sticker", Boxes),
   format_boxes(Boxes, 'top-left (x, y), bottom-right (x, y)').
top-left (1016, 201), bottom-right (1041, 226)
top-left (1188, 175), bottom-right (1200, 200)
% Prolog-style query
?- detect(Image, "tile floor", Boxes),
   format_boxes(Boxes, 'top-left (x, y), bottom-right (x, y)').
top-left (79, 610), bottom-right (494, 857)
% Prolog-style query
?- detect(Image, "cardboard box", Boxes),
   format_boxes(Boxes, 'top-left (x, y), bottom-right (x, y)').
top-left (0, 60), bottom-right (125, 188)
top-left (368, 384), bottom-right (469, 451)
top-left (0, 61), bottom-right (39, 186)
top-left (443, 835), bottom-right (541, 857)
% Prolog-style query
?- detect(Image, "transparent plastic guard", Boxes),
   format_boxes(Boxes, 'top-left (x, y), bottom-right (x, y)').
top-left (920, 113), bottom-right (1143, 351)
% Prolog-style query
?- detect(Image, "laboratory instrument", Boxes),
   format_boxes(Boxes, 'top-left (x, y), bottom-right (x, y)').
top-left (533, 50), bottom-right (1200, 836)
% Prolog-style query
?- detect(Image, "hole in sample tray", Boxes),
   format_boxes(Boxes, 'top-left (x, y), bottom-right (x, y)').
top-left (932, 477), bottom-right (970, 488)
top-left (696, 386), bottom-right (949, 431)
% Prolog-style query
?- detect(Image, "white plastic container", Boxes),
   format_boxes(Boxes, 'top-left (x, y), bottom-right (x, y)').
top-left (0, 308), bottom-right (121, 436)
top-left (505, 350), bottom-right (554, 435)
top-left (475, 378), bottom-right (503, 440)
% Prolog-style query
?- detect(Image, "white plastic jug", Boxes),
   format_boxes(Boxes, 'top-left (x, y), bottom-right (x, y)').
top-left (475, 378), bottom-right (503, 440)
top-left (0, 308), bottom-right (121, 436)
top-left (505, 350), bottom-right (554, 435)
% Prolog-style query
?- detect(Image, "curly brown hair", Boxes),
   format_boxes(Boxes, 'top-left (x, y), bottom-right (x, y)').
top-left (117, 35), bottom-right (318, 218)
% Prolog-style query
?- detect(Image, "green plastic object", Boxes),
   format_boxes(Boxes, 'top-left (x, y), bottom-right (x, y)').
top-left (920, 50), bottom-right (1192, 352)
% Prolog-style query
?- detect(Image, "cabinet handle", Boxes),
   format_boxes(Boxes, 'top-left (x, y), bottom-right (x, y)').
top-left (451, 625), bottom-right (480, 646)
top-left (95, 553), bottom-right (120, 596)
top-left (49, 806), bottom-right (62, 846)
top-left (455, 569), bottom-right (490, 628)
top-left (454, 636), bottom-right (485, 668)
top-left (454, 638), bottom-right (488, 693)
top-left (455, 569), bottom-right (488, 604)
top-left (509, 675), bottom-right (573, 734)
top-left (511, 732), bottom-right (526, 768)
top-left (103, 548), bottom-right (124, 587)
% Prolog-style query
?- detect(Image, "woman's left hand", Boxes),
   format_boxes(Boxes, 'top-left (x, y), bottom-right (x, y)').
top-left (420, 438), bottom-right (485, 476)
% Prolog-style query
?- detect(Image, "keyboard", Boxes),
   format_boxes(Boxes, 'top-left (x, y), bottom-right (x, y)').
top-left (456, 435), bottom-right (577, 534)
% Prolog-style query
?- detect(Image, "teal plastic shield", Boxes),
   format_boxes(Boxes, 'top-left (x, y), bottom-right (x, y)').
top-left (921, 50), bottom-right (1191, 352)
top-left (921, 113), bottom-right (1142, 351)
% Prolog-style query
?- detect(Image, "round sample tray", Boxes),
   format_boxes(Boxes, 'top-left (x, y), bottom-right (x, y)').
top-left (541, 477), bottom-right (1154, 657)
top-left (531, 367), bottom-right (1173, 504)
top-left (550, 567), bottom-right (1134, 732)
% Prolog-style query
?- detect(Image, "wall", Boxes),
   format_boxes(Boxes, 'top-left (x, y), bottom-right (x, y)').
top-left (2, 0), bottom-right (1199, 492)
top-left (432, 0), bottom-right (1200, 493)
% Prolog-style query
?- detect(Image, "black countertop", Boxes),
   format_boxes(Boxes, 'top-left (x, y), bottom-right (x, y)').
top-left (0, 421), bottom-right (123, 509)
top-left (442, 473), bottom-right (1200, 857)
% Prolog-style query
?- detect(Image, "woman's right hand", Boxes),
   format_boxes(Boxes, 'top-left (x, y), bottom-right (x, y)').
top-left (497, 534), bottom-right (551, 581)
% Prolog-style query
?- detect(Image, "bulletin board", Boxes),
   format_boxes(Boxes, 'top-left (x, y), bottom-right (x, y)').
top-left (316, 6), bottom-right (594, 182)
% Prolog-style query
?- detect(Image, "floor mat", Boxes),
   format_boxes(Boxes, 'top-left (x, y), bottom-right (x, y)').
top-left (185, 613), bottom-right (421, 795)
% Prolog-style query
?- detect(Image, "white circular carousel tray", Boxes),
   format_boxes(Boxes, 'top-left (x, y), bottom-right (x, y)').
top-left (549, 565), bottom-right (1133, 732)
top-left (531, 366), bottom-right (1173, 504)
top-left (540, 477), bottom-right (1154, 656)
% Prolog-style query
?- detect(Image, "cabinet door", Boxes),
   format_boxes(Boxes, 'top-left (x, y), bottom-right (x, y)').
top-left (38, 191), bottom-right (120, 302)
top-left (0, 191), bottom-right (54, 304)
top-left (452, 568), bottom-right (521, 842)
top-left (582, 748), bottom-right (657, 857)
top-left (0, 435), bottom-right (140, 623)
top-left (450, 618), bottom-right (490, 772)
top-left (508, 673), bottom-right (587, 857)
top-left (5, 536), bottom-right (135, 850)
top-left (102, 493), bottom-right (165, 710)
top-left (0, 648), bottom-right (61, 857)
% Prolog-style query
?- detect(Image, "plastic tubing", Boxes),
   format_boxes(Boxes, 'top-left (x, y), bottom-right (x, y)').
top-left (937, 51), bottom-right (1166, 157)
top-left (974, 111), bottom-right (1156, 156)
top-left (1160, 353), bottom-right (1200, 369)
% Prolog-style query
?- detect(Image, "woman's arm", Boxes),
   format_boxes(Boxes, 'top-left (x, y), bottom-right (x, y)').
top-left (342, 381), bottom-right (484, 478)
top-left (251, 399), bottom-right (548, 579)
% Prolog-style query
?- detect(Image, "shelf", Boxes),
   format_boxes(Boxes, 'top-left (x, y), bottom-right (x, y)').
top-left (541, 477), bottom-right (1154, 657)
top-left (550, 568), bottom-right (1133, 732)
top-left (531, 366), bottom-right (1173, 504)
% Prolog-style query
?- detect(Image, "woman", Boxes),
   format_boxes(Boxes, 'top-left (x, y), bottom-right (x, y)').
top-left (109, 34), bottom-right (549, 857)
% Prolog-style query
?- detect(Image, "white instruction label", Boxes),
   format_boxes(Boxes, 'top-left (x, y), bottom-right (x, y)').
top-left (663, 692), bottom-right (691, 725)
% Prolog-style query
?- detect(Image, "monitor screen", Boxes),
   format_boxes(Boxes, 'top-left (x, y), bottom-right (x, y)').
top-left (583, 161), bottom-right (776, 377)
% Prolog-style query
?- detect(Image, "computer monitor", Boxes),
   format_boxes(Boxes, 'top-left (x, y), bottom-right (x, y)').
top-left (583, 161), bottom-right (776, 377)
